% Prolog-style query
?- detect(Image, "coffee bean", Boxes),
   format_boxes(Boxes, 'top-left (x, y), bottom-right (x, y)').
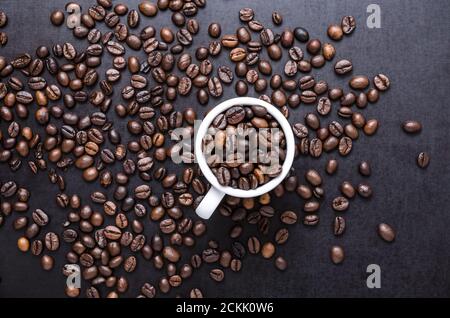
top-left (32, 209), bottom-right (49, 226)
top-left (338, 137), bottom-right (352, 156)
top-left (334, 216), bottom-right (346, 236)
top-left (349, 75), bottom-right (369, 90)
top-left (340, 181), bottom-right (356, 199)
top-left (303, 214), bottom-right (319, 226)
top-left (363, 119), bottom-right (378, 136)
top-left (239, 8), bottom-right (254, 22)
top-left (294, 27), bottom-right (309, 42)
top-left (330, 246), bottom-right (344, 264)
top-left (327, 24), bottom-right (343, 41)
top-left (402, 120), bottom-right (422, 133)
top-left (332, 196), bottom-right (349, 211)
top-left (359, 161), bottom-right (371, 176)
top-left (284, 60), bottom-right (297, 77)
top-left (17, 237), bottom-right (30, 252)
top-left (305, 169), bottom-right (322, 186)
top-left (247, 236), bottom-right (261, 254)
top-left (259, 242), bottom-right (275, 259)
top-left (210, 268), bottom-right (225, 282)
top-left (341, 16), bottom-right (356, 34)
top-left (357, 183), bottom-right (372, 198)
top-left (41, 255), bottom-right (54, 271)
top-left (275, 228), bottom-right (289, 245)
top-left (378, 223), bottom-right (396, 242)
top-left (373, 74), bottom-right (390, 91)
top-left (275, 256), bottom-right (287, 271)
top-left (292, 123), bottom-right (308, 138)
top-left (417, 152), bottom-right (430, 168)
top-left (334, 59), bottom-right (352, 75)
top-left (50, 10), bottom-right (65, 26)
top-left (280, 211), bottom-right (297, 224)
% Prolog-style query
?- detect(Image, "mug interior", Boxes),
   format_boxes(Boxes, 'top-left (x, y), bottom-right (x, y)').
top-left (194, 97), bottom-right (295, 198)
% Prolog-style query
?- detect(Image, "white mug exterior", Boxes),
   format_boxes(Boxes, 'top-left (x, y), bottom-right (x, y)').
top-left (195, 97), bottom-right (295, 219)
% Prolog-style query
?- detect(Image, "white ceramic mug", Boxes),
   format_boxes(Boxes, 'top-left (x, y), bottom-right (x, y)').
top-left (194, 97), bottom-right (295, 219)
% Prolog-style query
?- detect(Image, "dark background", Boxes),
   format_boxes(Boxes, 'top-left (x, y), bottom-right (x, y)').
top-left (1, 0), bottom-right (450, 298)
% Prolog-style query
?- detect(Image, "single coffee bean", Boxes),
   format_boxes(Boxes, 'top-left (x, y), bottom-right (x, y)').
top-left (239, 8), bottom-right (254, 22)
top-left (334, 216), bottom-right (346, 236)
top-left (275, 256), bottom-right (287, 271)
top-left (340, 181), bottom-right (356, 199)
top-left (334, 59), bottom-right (352, 75)
top-left (303, 214), bottom-right (319, 226)
top-left (330, 246), bottom-right (344, 264)
top-left (341, 16), bottom-right (356, 34)
top-left (294, 27), bottom-right (309, 42)
top-left (41, 255), bottom-right (54, 271)
top-left (326, 159), bottom-right (338, 175)
top-left (357, 183), bottom-right (373, 198)
top-left (50, 10), bottom-right (65, 26)
top-left (402, 120), bottom-right (422, 133)
top-left (373, 74), bottom-right (390, 91)
top-left (261, 242), bottom-right (275, 259)
top-left (378, 223), bottom-right (396, 242)
top-left (332, 196), bottom-right (349, 211)
top-left (363, 119), bottom-right (379, 136)
top-left (275, 228), bottom-right (289, 245)
top-left (210, 268), bottom-right (225, 282)
top-left (359, 161), bottom-right (371, 176)
top-left (417, 152), bottom-right (430, 168)
top-left (280, 211), bottom-right (297, 225)
top-left (327, 24), bottom-right (343, 41)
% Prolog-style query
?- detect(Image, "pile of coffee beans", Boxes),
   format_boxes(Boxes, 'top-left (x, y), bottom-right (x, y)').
top-left (205, 104), bottom-right (286, 189)
top-left (0, 0), bottom-right (428, 298)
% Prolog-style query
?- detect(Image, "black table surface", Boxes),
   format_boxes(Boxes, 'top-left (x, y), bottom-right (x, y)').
top-left (1, 0), bottom-right (450, 298)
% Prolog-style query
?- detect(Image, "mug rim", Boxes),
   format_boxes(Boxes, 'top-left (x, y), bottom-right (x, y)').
top-left (194, 97), bottom-right (295, 198)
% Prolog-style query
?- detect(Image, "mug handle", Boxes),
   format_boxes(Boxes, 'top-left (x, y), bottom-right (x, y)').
top-left (195, 186), bottom-right (225, 219)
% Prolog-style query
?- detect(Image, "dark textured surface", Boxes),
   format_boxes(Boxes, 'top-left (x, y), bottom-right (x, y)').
top-left (1, 0), bottom-right (450, 298)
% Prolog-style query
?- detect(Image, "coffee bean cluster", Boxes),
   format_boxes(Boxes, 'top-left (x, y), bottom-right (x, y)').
top-left (0, 0), bottom-right (426, 298)
top-left (205, 104), bottom-right (286, 189)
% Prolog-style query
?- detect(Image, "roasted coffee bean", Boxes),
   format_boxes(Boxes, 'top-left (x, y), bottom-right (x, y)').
top-left (32, 209), bottom-right (49, 226)
top-left (327, 24), bottom-right (343, 41)
top-left (239, 8), bottom-right (254, 22)
top-left (210, 268), bottom-right (225, 282)
top-left (50, 10), bottom-right (64, 26)
top-left (340, 181), bottom-right (356, 199)
top-left (373, 73), bottom-right (390, 91)
top-left (247, 236), bottom-right (261, 254)
top-left (357, 183), bottom-right (372, 198)
top-left (332, 196), bottom-right (349, 211)
top-left (280, 211), bottom-right (297, 224)
top-left (417, 152), bottom-right (430, 168)
top-left (294, 27), bottom-right (309, 42)
top-left (334, 59), bottom-right (352, 75)
top-left (322, 43), bottom-right (336, 60)
top-left (303, 214), bottom-right (319, 226)
top-left (359, 161), bottom-right (371, 176)
top-left (341, 16), bottom-right (356, 34)
top-left (378, 223), bottom-right (396, 242)
top-left (317, 97), bottom-right (332, 115)
top-left (334, 216), bottom-right (346, 236)
top-left (330, 246), bottom-right (344, 264)
top-left (349, 75), bottom-right (369, 89)
top-left (261, 242), bottom-right (275, 259)
top-left (363, 119), bottom-right (378, 136)
top-left (338, 137), bottom-right (352, 156)
top-left (45, 232), bottom-right (60, 251)
top-left (275, 228), bottom-right (289, 245)
top-left (402, 120), bottom-right (422, 133)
